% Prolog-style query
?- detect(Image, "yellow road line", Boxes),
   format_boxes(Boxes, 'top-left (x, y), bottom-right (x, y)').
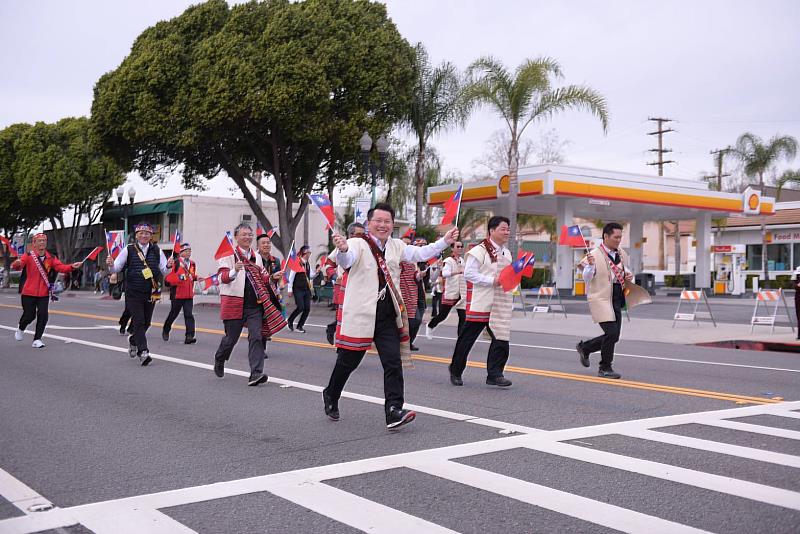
top-left (0, 303), bottom-right (779, 404)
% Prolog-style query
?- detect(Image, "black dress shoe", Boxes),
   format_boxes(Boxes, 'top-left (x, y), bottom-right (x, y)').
top-left (386, 406), bottom-right (416, 430)
top-left (162, 331), bottom-right (169, 341)
top-left (577, 342), bottom-right (589, 368)
top-left (214, 358), bottom-right (225, 378)
top-left (322, 388), bottom-right (340, 421)
top-left (296, 327), bottom-right (306, 333)
top-left (449, 374), bottom-right (463, 386)
top-left (598, 368), bottom-right (621, 379)
top-left (184, 336), bottom-right (197, 344)
top-left (287, 323), bottom-right (294, 331)
top-left (486, 376), bottom-right (512, 387)
top-left (248, 372), bottom-right (268, 386)
top-left (410, 344), bottom-right (420, 352)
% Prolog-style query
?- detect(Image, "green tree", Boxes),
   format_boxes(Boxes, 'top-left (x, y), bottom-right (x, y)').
top-left (464, 56), bottom-right (609, 254)
top-left (12, 117), bottom-right (126, 262)
top-left (730, 132), bottom-right (798, 286)
top-left (776, 169), bottom-right (800, 198)
top-left (91, 0), bottom-right (415, 255)
top-left (403, 44), bottom-right (470, 230)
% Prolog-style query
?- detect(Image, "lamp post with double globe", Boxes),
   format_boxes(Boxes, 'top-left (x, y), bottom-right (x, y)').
top-left (115, 186), bottom-right (136, 243)
top-left (359, 132), bottom-right (389, 208)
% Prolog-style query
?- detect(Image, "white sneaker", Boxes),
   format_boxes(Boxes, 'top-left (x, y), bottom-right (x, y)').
top-left (32, 340), bottom-right (45, 348)
top-left (14, 329), bottom-right (24, 341)
top-left (425, 324), bottom-right (433, 340)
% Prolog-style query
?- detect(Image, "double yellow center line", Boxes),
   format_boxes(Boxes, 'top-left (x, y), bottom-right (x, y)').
top-left (0, 303), bottom-right (782, 404)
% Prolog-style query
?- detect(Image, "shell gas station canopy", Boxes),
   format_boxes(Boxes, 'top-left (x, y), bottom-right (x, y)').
top-left (427, 164), bottom-right (774, 291)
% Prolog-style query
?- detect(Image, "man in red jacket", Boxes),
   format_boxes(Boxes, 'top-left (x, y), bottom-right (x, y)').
top-left (162, 243), bottom-right (198, 344)
top-left (12, 233), bottom-right (81, 348)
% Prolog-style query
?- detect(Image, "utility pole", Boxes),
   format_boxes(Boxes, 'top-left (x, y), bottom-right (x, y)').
top-left (709, 148), bottom-right (731, 192)
top-left (647, 117), bottom-right (677, 273)
top-left (646, 117), bottom-right (675, 176)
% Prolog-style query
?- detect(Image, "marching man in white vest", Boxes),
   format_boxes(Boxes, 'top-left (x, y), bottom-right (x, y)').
top-left (576, 222), bottom-right (633, 379)
top-left (324, 202), bottom-right (459, 430)
top-left (448, 216), bottom-right (514, 387)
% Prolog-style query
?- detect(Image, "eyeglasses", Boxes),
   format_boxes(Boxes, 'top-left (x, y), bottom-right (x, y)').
top-left (370, 219), bottom-right (393, 225)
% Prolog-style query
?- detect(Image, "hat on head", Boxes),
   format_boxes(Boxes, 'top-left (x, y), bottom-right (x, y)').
top-left (33, 232), bottom-right (47, 240)
top-left (180, 243), bottom-right (191, 251)
top-left (134, 222), bottom-right (154, 233)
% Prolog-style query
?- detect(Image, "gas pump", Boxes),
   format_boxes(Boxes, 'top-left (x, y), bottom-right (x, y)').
top-left (713, 245), bottom-right (746, 296)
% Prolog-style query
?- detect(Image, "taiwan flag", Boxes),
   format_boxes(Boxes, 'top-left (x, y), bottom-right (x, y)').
top-left (171, 230), bottom-right (182, 256)
top-left (440, 184), bottom-right (462, 226)
top-left (402, 227), bottom-right (416, 241)
top-left (559, 225), bottom-right (587, 248)
top-left (214, 232), bottom-right (236, 260)
top-left (203, 273), bottom-right (220, 290)
top-left (498, 252), bottom-right (533, 292)
top-left (106, 231), bottom-right (123, 259)
top-left (518, 250), bottom-right (536, 277)
top-left (83, 246), bottom-right (104, 262)
top-left (309, 193), bottom-right (335, 231)
top-left (266, 226), bottom-right (278, 238)
top-left (282, 242), bottom-right (305, 278)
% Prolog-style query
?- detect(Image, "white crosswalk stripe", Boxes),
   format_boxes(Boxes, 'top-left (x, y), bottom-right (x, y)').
top-left (1, 401), bottom-right (798, 533)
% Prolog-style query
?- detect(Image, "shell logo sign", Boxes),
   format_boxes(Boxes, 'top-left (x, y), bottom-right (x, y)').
top-left (498, 174), bottom-right (510, 194)
top-left (742, 187), bottom-right (762, 214)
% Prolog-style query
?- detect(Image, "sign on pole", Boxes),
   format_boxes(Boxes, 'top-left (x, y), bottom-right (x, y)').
top-left (354, 198), bottom-right (370, 226)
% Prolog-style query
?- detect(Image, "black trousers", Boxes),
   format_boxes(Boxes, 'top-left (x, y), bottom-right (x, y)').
top-left (288, 289), bottom-right (311, 329)
top-left (126, 291), bottom-right (156, 355)
top-left (19, 295), bottom-right (49, 340)
top-left (214, 306), bottom-right (265, 374)
top-left (119, 307), bottom-right (132, 333)
top-left (432, 291), bottom-right (442, 317)
top-left (428, 303), bottom-right (466, 335)
top-left (326, 304), bottom-right (404, 414)
top-left (163, 298), bottom-right (195, 337)
top-left (582, 284), bottom-right (624, 369)
top-left (409, 303), bottom-right (426, 343)
top-left (449, 321), bottom-right (509, 379)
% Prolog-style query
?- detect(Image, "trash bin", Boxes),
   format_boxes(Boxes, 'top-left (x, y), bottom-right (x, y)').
top-left (635, 273), bottom-right (656, 295)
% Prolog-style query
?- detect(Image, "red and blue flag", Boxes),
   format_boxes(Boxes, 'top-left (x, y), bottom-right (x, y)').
top-left (441, 184), bottom-right (462, 226)
top-left (498, 252), bottom-right (533, 292)
top-left (559, 225), bottom-right (586, 247)
top-left (309, 193), bottom-right (335, 231)
top-left (203, 273), bottom-right (220, 290)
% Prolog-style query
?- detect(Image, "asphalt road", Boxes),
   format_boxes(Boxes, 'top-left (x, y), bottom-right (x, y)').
top-left (0, 294), bottom-right (799, 533)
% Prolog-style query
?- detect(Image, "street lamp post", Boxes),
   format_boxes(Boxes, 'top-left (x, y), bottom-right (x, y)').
top-left (359, 132), bottom-right (389, 208)
top-left (116, 186), bottom-right (136, 243)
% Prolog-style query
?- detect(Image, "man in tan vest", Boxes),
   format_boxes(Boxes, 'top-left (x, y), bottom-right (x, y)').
top-left (576, 222), bottom-right (633, 379)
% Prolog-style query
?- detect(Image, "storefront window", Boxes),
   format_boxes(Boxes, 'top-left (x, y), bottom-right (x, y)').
top-left (794, 243), bottom-right (800, 269)
top-left (746, 244), bottom-right (762, 270)
top-left (767, 243), bottom-right (790, 271)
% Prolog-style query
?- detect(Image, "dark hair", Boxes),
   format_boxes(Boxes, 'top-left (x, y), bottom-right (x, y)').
top-left (256, 234), bottom-right (271, 243)
top-left (299, 245), bottom-right (310, 254)
top-left (487, 215), bottom-right (510, 232)
top-left (347, 222), bottom-right (365, 236)
top-left (602, 222), bottom-right (623, 238)
top-left (368, 202), bottom-right (395, 221)
top-left (234, 223), bottom-right (253, 236)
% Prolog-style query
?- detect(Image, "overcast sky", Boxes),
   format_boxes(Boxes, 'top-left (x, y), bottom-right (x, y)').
top-left (2, 0), bottom-right (798, 203)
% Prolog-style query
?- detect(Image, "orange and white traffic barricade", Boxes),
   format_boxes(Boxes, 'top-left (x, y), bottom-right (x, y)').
top-left (672, 289), bottom-right (717, 328)
top-left (751, 289), bottom-right (795, 334)
top-left (531, 284), bottom-right (568, 319)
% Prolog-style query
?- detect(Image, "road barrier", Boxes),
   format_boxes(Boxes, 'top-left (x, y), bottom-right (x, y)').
top-left (672, 289), bottom-right (717, 328)
top-left (751, 289), bottom-right (795, 333)
top-left (530, 285), bottom-right (568, 319)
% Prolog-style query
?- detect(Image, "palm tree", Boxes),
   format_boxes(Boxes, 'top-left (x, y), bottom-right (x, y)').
top-left (775, 169), bottom-right (800, 200)
top-left (731, 132), bottom-right (798, 286)
top-left (464, 56), bottom-right (609, 254)
top-left (403, 44), bottom-right (471, 230)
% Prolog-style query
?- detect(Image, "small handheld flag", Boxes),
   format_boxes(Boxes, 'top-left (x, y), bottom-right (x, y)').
top-left (266, 226), bottom-right (278, 238)
top-left (498, 252), bottom-right (533, 292)
top-left (402, 227), bottom-right (416, 241)
top-left (214, 232), bottom-right (236, 260)
top-left (308, 193), bottom-right (335, 231)
top-left (427, 255), bottom-right (440, 267)
top-left (282, 241), bottom-right (305, 275)
top-left (171, 230), bottom-right (182, 256)
top-left (441, 184), bottom-right (463, 226)
top-left (82, 246), bottom-right (104, 263)
top-left (518, 250), bottom-right (536, 277)
top-left (203, 273), bottom-right (220, 290)
top-left (105, 231), bottom-right (123, 259)
top-left (559, 225), bottom-right (587, 248)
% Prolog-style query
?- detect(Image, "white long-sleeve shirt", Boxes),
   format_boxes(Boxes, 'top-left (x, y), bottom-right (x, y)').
top-left (464, 239), bottom-right (508, 287)
top-left (582, 248), bottom-right (627, 284)
top-left (336, 234), bottom-right (448, 269)
top-left (287, 261), bottom-right (316, 292)
top-left (109, 242), bottom-right (169, 275)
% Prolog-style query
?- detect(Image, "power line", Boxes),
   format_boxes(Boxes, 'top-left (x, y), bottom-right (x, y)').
top-left (646, 117), bottom-right (675, 176)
